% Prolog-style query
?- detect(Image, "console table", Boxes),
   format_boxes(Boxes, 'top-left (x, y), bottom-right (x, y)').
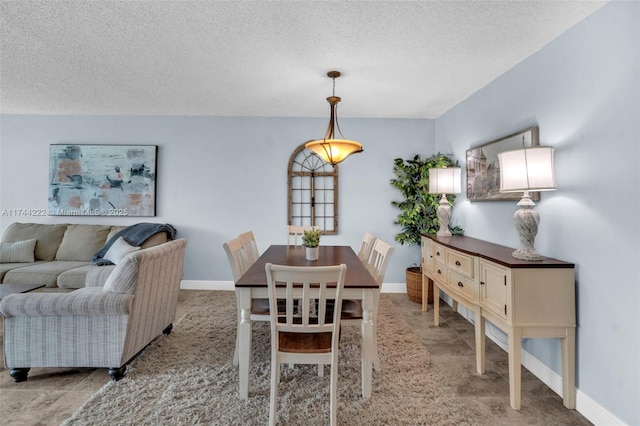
top-left (421, 234), bottom-right (576, 410)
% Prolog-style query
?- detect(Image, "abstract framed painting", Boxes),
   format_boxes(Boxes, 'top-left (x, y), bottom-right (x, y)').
top-left (49, 144), bottom-right (157, 216)
top-left (465, 127), bottom-right (540, 202)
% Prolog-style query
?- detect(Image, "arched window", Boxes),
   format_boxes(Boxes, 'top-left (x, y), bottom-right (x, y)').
top-left (287, 142), bottom-right (338, 234)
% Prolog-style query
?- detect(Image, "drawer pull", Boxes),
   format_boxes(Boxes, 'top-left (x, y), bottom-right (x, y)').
top-left (457, 282), bottom-right (464, 287)
top-left (480, 281), bottom-right (485, 285)
top-left (436, 251), bottom-right (441, 256)
top-left (455, 260), bottom-right (461, 266)
top-left (437, 269), bottom-right (442, 275)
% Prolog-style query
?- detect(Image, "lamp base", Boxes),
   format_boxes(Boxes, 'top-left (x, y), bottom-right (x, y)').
top-left (436, 194), bottom-right (452, 237)
top-left (512, 192), bottom-right (543, 261)
top-left (511, 247), bottom-right (543, 261)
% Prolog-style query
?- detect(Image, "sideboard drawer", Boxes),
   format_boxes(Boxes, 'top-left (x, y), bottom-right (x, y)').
top-left (433, 261), bottom-right (447, 284)
top-left (433, 243), bottom-right (446, 264)
top-left (446, 250), bottom-right (474, 279)
top-left (447, 271), bottom-right (475, 301)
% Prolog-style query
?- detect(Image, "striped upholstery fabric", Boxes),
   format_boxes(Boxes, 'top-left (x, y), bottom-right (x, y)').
top-left (0, 287), bottom-right (131, 317)
top-left (103, 253), bottom-right (139, 294)
top-left (0, 239), bottom-right (37, 263)
top-left (0, 239), bottom-right (187, 372)
top-left (84, 265), bottom-right (116, 288)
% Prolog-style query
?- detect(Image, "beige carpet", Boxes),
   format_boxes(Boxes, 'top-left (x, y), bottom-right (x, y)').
top-left (62, 292), bottom-right (476, 425)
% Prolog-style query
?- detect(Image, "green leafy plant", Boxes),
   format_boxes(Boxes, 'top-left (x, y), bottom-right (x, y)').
top-left (390, 153), bottom-right (464, 246)
top-left (301, 229), bottom-right (321, 248)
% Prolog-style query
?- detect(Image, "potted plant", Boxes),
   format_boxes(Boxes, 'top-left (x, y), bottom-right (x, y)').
top-left (302, 228), bottom-right (321, 261)
top-left (390, 153), bottom-right (463, 303)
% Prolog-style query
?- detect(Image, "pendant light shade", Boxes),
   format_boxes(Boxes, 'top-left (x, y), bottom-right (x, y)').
top-left (306, 71), bottom-right (363, 166)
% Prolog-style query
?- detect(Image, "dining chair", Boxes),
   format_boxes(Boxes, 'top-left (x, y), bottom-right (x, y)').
top-left (357, 232), bottom-right (377, 264)
top-left (238, 230), bottom-right (260, 265)
top-left (224, 236), bottom-right (270, 366)
top-left (286, 225), bottom-right (319, 245)
top-left (265, 263), bottom-right (346, 426)
top-left (341, 238), bottom-right (394, 371)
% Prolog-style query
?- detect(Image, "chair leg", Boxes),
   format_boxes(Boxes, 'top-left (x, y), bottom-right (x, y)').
top-left (269, 359), bottom-right (279, 426)
top-left (373, 316), bottom-right (380, 371)
top-left (233, 330), bottom-right (240, 366)
top-left (329, 358), bottom-right (338, 426)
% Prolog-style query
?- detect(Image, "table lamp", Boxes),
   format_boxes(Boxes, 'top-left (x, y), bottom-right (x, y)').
top-left (428, 167), bottom-right (462, 237)
top-left (498, 146), bottom-right (556, 260)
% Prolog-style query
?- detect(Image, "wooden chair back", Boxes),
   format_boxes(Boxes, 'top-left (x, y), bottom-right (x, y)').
top-left (265, 263), bottom-right (346, 426)
top-left (357, 232), bottom-right (377, 264)
top-left (238, 230), bottom-right (259, 266)
top-left (287, 225), bottom-right (319, 245)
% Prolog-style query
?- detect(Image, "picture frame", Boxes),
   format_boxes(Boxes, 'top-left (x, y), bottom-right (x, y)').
top-left (48, 144), bottom-right (157, 216)
top-left (466, 126), bottom-right (539, 201)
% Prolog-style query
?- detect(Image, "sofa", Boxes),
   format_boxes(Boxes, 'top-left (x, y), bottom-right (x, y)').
top-left (0, 222), bottom-right (172, 290)
top-left (0, 238), bottom-right (187, 382)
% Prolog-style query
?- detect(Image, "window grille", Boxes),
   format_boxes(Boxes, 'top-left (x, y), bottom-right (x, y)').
top-left (287, 142), bottom-right (338, 234)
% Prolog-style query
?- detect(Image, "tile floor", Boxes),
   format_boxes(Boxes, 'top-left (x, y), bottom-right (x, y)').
top-left (0, 290), bottom-right (593, 425)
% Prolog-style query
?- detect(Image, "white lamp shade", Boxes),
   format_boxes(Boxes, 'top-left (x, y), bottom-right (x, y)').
top-left (498, 147), bottom-right (556, 193)
top-left (429, 168), bottom-right (462, 194)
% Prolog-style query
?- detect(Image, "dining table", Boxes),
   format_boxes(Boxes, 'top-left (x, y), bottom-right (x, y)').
top-left (234, 244), bottom-right (379, 400)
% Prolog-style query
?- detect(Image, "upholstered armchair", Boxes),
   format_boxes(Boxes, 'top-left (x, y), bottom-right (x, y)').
top-left (0, 239), bottom-right (187, 382)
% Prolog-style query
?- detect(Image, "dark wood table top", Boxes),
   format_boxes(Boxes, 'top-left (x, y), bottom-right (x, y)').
top-left (423, 234), bottom-right (574, 269)
top-left (236, 245), bottom-right (378, 288)
top-left (0, 283), bottom-right (46, 300)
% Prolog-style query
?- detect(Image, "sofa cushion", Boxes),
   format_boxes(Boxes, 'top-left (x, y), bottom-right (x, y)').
top-left (1, 223), bottom-right (68, 261)
top-left (104, 237), bottom-right (140, 265)
top-left (0, 239), bottom-right (37, 263)
top-left (0, 287), bottom-right (132, 317)
top-left (0, 261), bottom-right (47, 282)
top-left (57, 264), bottom-right (93, 289)
top-left (141, 231), bottom-right (169, 248)
top-left (56, 224), bottom-right (111, 261)
top-left (2, 261), bottom-right (88, 287)
top-left (103, 253), bottom-right (139, 294)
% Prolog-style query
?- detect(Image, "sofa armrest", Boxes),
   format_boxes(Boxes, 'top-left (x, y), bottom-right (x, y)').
top-left (85, 265), bottom-right (116, 287)
top-left (0, 287), bottom-right (132, 317)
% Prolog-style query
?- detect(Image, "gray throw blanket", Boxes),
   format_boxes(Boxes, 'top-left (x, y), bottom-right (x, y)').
top-left (92, 222), bottom-right (177, 265)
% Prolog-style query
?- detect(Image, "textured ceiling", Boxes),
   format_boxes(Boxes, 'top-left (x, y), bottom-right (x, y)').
top-left (0, 1), bottom-right (607, 119)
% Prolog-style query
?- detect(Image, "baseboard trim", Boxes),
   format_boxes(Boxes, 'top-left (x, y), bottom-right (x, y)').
top-left (181, 280), bottom-right (234, 291)
top-left (448, 300), bottom-right (625, 426)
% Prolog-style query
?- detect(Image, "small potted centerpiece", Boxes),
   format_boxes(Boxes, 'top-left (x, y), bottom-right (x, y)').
top-left (302, 228), bottom-right (321, 261)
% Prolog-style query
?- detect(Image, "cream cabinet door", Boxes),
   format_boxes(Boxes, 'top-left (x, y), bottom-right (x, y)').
top-left (479, 260), bottom-right (508, 319)
top-left (421, 236), bottom-right (434, 275)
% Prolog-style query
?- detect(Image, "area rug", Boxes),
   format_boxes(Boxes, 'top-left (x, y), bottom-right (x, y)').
top-left (62, 292), bottom-right (476, 425)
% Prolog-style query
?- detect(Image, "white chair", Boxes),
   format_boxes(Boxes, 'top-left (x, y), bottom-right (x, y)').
top-left (265, 263), bottom-right (346, 426)
top-left (357, 232), bottom-right (377, 264)
top-left (224, 236), bottom-right (270, 366)
top-left (287, 225), bottom-right (319, 245)
top-left (238, 230), bottom-right (259, 265)
top-left (341, 238), bottom-right (394, 371)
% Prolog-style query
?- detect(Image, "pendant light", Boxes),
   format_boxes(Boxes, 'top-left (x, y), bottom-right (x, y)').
top-left (306, 71), bottom-right (363, 166)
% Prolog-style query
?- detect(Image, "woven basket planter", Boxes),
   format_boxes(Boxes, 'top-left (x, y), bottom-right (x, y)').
top-left (406, 266), bottom-right (433, 304)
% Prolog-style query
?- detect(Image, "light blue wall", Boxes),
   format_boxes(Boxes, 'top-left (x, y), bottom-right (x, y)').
top-left (0, 115), bottom-right (434, 283)
top-left (1, 2), bottom-right (637, 423)
top-left (435, 2), bottom-right (639, 424)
